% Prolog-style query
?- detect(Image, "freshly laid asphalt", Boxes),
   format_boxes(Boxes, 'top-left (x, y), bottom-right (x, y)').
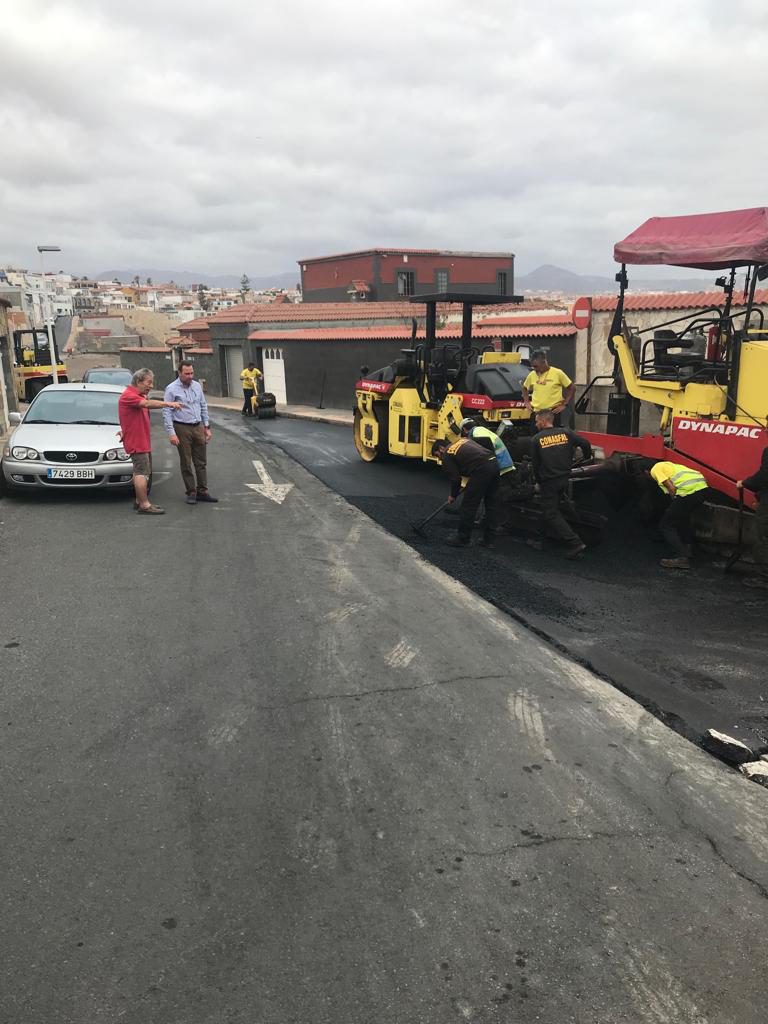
top-left (3, 419), bottom-right (768, 1022)
top-left (218, 410), bottom-right (768, 754)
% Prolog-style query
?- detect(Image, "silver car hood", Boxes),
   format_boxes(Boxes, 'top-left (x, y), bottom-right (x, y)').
top-left (8, 422), bottom-right (123, 453)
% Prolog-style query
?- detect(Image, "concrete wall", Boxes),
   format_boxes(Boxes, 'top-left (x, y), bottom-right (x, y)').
top-left (263, 339), bottom-right (412, 408)
top-left (119, 348), bottom-right (177, 389)
top-left (66, 353), bottom-right (122, 381)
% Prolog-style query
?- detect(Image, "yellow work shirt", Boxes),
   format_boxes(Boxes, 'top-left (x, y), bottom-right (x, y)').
top-left (650, 461), bottom-right (708, 496)
top-left (240, 367), bottom-right (262, 391)
top-left (523, 366), bottom-right (572, 412)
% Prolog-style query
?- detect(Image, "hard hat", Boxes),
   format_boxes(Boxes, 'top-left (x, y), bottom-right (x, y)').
top-left (459, 417), bottom-right (475, 433)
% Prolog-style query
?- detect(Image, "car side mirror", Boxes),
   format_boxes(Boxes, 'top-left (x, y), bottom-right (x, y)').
top-left (9, 412), bottom-right (22, 425)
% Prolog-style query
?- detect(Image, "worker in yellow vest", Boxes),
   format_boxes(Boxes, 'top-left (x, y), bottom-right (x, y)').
top-left (649, 461), bottom-right (709, 570)
top-left (240, 362), bottom-right (263, 416)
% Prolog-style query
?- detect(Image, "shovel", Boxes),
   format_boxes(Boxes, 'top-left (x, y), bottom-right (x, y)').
top-left (411, 499), bottom-right (452, 539)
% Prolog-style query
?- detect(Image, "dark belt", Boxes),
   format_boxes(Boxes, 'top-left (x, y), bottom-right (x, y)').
top-left (174, 420), bottom-right (201, 427)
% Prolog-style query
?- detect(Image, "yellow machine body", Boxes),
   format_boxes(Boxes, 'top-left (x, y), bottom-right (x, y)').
top-left (613, 332), bottom-right (768, 427)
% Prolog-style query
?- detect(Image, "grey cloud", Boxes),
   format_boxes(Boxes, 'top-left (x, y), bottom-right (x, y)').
top-left (2, 0), bottom-right (768, 277)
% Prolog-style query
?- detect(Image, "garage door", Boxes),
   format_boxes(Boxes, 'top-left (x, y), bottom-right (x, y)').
top-left (224, 346), bottom-right (244, 397)
top-left (262, 348), bottom-right (287, 405)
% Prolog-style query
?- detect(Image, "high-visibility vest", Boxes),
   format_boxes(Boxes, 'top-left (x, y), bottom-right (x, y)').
top-left (470, 425), bottom-right (515, 475)
top-left (669, 466), bottom-right (708, 496)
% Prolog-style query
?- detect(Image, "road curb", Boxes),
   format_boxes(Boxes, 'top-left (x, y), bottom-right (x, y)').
top-left (204, 400), bottom-right (351, 428)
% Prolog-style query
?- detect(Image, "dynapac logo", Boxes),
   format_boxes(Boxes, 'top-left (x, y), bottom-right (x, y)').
top-left (676, 418), bottom-right (764, 439)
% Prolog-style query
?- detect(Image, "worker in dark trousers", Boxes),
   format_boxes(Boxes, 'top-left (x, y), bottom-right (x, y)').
top-left (432, 437), bottom-right (500, 548)
top-left (649, 460), bottom-right (709, 570)
top-left (530, 409), bottom-right (591, 558)
top-left (737, 446), bottom-right (768, 588)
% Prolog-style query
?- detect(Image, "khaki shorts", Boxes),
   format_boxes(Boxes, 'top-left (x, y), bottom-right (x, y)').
top-left (131, 452), bottom-right (152, 478)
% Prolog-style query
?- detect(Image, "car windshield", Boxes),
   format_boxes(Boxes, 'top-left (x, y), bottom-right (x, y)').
top-left (85, 370), bottom-right (132, 385)
top-left (25, 390), bottom-right (120, 425)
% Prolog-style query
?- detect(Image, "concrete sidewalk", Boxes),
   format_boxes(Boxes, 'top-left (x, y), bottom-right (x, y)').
top-left (204, 393), bottom-right (351, 427)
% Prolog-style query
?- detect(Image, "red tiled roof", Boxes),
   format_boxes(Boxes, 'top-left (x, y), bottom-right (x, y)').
top-left (475, 314), bottom-right (573, 329)
top-left (208, 301), bottom-right (435, 325)
top-left (176, 317), bottom-right (210, 330)
top-left (248, 324), bottom-right (575, 342)
top-left (271, 293), bottom-right (290, 304)
top-left (591, 288), bottom-right (768, 312)
top-left (120, 346), bottom-right (169, 353)
top-left (297, 247), bottom-right (514, 264)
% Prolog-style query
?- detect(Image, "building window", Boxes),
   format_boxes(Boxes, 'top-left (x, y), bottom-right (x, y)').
top-left (436, 270), bottom-right (449, 292)
top-left (397, 270), bottom-right (415, 296)
top-left (497, 271), bottom-right (508, 295)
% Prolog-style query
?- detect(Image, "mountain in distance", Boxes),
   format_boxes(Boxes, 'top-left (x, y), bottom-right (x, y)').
top-left (93, 263), bottom-right (720, 296)
top-left (93, 269), bottom-right (299, 289)
top-left (517, 264), bottom-right (717, 295)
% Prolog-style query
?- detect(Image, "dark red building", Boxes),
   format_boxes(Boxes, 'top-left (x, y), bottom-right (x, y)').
top-left (298, 248), bottom-right (515, 303)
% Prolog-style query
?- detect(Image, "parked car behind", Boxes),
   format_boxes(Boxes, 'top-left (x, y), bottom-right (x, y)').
top-left (1, 383), bottom-right (134, 494)
top-left (81, 366), bottom-right (134, 386)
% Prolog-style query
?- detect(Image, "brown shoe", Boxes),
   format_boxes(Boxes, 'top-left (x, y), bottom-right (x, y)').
top-left (660, 557), bottom-right (690, 569)
top-left (137, 504), bottom-right (165, 515)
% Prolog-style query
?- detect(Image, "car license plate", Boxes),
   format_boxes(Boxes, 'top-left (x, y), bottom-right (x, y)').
top-left (47, 468), bottom-right (96, 480)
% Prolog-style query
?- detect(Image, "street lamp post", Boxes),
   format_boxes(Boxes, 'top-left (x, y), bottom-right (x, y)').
top-left (37, 245), bottom-right (61, 385)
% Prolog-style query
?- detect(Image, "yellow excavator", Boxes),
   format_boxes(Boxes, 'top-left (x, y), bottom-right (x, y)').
top-left (353, 291), bottom-right (531, 464)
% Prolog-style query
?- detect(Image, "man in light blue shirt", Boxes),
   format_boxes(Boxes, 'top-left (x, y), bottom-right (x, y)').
top-left (163, 360), bottom-right (218, 504)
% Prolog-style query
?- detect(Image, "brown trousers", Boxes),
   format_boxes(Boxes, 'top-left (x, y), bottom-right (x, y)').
top-left (174, 422), bottom-right (208, 494)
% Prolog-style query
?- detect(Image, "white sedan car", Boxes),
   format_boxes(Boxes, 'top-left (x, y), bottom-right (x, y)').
top-left (1, 383), bottom-right (135, 494)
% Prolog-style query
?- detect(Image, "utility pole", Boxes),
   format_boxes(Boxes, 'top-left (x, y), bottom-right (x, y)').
top-left (37, 245), bottom-right (61, 384)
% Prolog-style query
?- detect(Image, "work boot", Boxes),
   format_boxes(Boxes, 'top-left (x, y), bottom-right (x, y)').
top-left (565, 541), bottom-right (587, 559)
top-left (445, 533), bottom-right (470, 548)
top-left (743, 575), bottom-right (768, 589)
top-left (660, 557), bottom-right (690, 569)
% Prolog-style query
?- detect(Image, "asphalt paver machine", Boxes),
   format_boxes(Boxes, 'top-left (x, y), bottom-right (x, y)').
top-left (578, 208), bottom-right (768, 522)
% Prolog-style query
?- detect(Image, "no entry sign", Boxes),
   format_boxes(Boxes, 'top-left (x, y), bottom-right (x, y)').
top-left (571, 297), bottom-right (592, 329)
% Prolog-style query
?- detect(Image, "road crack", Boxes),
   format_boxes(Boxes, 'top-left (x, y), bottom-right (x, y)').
top-left (254, 673), bottom-right (511, 711)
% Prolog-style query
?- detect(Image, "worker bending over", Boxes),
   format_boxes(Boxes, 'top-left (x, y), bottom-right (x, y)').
top-left (460, 417), bottom-right (517, 530)
top-left (432, 437), bottom-right (500, 548)
top-left (530, 409), bottom-right (591, 558)
top-left (649, 460), bottom-right (709, 570)
top-left (737, 446), bottom-right (768, 589)
top-left (522, 349), bottom-right (574, 425)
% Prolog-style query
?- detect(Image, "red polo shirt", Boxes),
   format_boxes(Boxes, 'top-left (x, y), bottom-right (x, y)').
top-left (118, 385), bottom-right (151, 454)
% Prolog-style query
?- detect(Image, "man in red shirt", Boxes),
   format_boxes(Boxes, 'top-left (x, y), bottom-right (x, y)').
top-left (118, 368), bottom-right (182, 515)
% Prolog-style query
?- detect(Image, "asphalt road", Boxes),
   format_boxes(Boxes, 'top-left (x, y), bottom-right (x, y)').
top-left (3, 422), bottom-right (768, 1023)
top-left (218, 411), bottom-right (768, 753)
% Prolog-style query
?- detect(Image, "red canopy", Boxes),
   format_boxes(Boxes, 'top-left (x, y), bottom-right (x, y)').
top-left (614, 207), bottom-right (768, 269)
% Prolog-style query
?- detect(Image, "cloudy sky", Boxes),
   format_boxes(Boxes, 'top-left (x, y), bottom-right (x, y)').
top-left (2, 0), bottom-right (767, 279)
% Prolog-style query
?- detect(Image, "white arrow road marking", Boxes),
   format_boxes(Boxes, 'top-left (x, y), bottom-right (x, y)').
top-left (245, 459), bottom-right (294, 504)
